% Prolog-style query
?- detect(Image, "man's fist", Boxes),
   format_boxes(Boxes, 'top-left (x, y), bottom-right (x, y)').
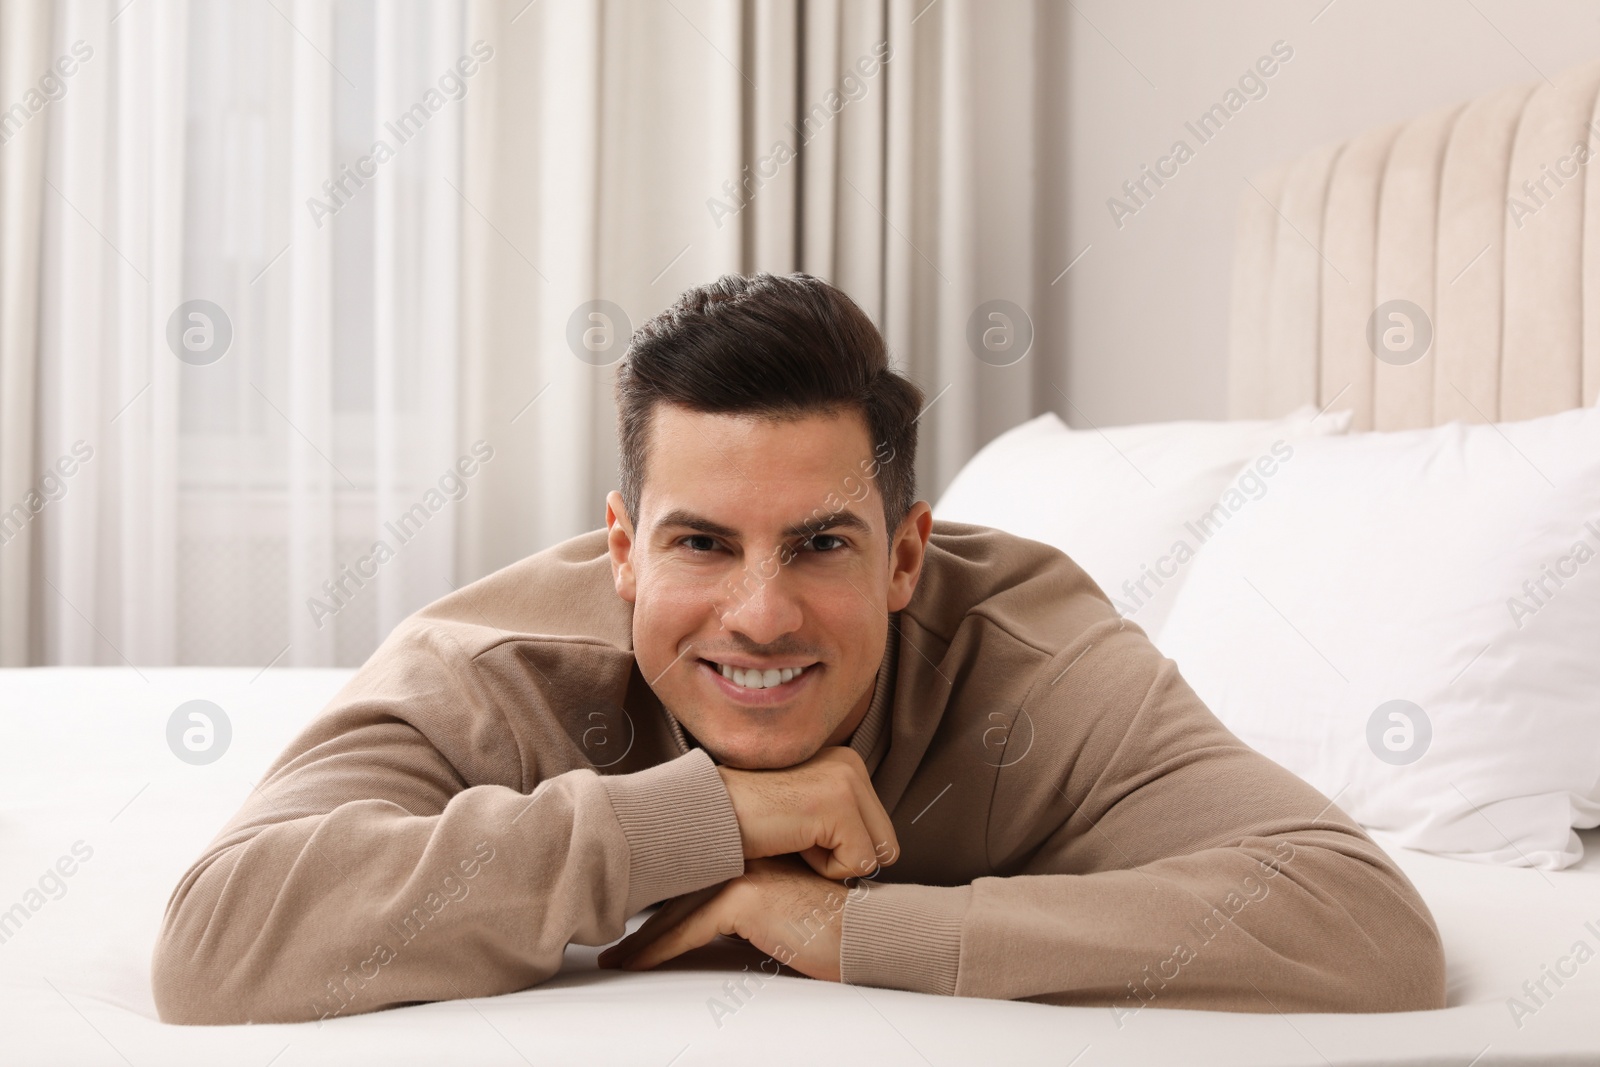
top-left (715, 746), bottom-right (899, 881)
top-left (597, 856), bottom-right (856, 981)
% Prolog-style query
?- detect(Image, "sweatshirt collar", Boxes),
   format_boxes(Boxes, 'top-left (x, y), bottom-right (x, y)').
top-left (655, 613), bottom-right (899, 778)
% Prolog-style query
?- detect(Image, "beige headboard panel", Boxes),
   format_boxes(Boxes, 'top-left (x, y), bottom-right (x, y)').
top-left (1229, 62), bottom-right (1600, 430)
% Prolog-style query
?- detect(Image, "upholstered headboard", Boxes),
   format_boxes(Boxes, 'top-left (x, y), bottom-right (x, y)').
top-left (1229, 62), bottom-right (1600, 430)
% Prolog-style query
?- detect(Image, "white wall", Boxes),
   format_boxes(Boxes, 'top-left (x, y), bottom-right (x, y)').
top-left (1060, 0), bottom-right (1600, 427)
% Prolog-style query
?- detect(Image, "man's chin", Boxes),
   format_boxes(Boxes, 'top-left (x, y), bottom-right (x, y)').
top-left (695, 732), bottom-right (823, 771)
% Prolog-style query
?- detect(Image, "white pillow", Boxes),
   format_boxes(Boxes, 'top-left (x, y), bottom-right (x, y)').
top-left (1159, 405), bottom-right (1600, 869)
top-left (932, 403), bottom-right (1351, 638)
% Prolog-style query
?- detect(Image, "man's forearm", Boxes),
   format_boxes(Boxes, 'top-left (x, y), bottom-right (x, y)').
top-left (839, 828), bottom-right (1446, 1014)
top-left (152, 748), bottom-right (744, 1024)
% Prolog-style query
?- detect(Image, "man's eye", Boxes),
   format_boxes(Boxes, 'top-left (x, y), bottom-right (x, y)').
top-left (805, 534), bottom-right (845, 553)
top-left (681, 535), bottom-right (720, 554)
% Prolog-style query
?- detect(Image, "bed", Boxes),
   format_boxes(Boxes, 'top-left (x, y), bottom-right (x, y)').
top-left (2, 666), bottom-right (1598, 1066)
top-left (9, 64), bottom-right (1600, 1067)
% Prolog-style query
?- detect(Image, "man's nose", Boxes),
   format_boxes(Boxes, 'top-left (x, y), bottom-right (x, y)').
top-left (718, 555), bottom-right (803, 644)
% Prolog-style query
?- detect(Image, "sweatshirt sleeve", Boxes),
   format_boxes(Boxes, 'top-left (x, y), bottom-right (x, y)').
top-left (839, 615), bottom-right (1447, 1015)
top-left (150, 624), bottom-right (745, 1025)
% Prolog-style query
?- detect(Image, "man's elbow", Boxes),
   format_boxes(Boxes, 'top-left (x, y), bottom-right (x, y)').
top-left (1381, 903), bottom-right (1448, 1012)
top-left (151, 925), bottom-right (320, 1026)
top-left (151, 922), bottom-right (224, 1025)
top-left (1310, 860), bottom-right (1448, 1013)
top-left (1337, 909), bottom-right (1447, 1013)
top-left (150, 870), bottom-right (291, 1026)
top-left (150, 904), bottom-right (256, 1026)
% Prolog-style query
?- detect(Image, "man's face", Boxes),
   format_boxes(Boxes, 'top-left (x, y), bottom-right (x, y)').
top-left (605, 403), bottom-right (931, 770)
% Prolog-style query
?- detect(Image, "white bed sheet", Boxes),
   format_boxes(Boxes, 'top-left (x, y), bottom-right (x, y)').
top-left (2, 666), bottom-right (1597, 1067)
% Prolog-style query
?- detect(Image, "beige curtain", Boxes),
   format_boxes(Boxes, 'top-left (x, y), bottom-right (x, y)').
top-left (456, 0), bottom-right (1069, 576)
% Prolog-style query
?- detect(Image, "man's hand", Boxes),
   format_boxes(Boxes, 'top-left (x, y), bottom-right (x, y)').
top-left (715, 746), bottom-right (899, 880)
top-left (596, 857), bottom-right (859, 981)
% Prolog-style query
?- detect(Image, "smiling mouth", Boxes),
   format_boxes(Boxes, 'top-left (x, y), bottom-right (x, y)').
top-left (697, 657), bottom-right (816, 692)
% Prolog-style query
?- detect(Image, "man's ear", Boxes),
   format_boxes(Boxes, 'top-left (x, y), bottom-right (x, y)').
top-left (886, 500), bottom-right (933, 613)
top-left (605, 490), bottom-right (638, 603)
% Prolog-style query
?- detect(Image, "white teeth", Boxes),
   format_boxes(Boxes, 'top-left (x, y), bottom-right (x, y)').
top-left (714, 662), bottom-right (808, 689)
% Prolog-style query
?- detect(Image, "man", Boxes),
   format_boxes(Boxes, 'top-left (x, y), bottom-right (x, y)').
top-left (151, 272), bottom-right (1446, 1025)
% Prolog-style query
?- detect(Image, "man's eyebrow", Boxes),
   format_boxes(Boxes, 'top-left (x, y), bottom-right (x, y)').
top-left (785, 509), bottom-right (873, 538)
top-left (654, 509), bottom-right (739, 539)
top-left (653, 507), bottom-right (874, 540)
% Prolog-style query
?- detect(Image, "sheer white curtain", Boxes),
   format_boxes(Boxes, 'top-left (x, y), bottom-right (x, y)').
top-left (455, 0), bottom-right (1069, 578)
top-left (3, 0), bottom-right (1067, 668)
top-left (15, 0), bottom-right (463, 668)
top-left (0, 0), bottom-right (54, 666)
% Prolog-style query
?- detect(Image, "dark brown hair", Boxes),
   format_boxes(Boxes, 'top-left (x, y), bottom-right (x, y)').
top-left (615, 271), bottom-right (923, 540)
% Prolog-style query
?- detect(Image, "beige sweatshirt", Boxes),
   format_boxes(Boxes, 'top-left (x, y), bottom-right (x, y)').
top-left (151, 520), bottom-right (1446, 1025)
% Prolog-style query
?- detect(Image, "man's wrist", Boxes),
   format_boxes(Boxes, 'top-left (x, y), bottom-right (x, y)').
top-left (599, 748), bottom-right (746, 915)
top-left (839, 880), bottom-right (970, 996)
